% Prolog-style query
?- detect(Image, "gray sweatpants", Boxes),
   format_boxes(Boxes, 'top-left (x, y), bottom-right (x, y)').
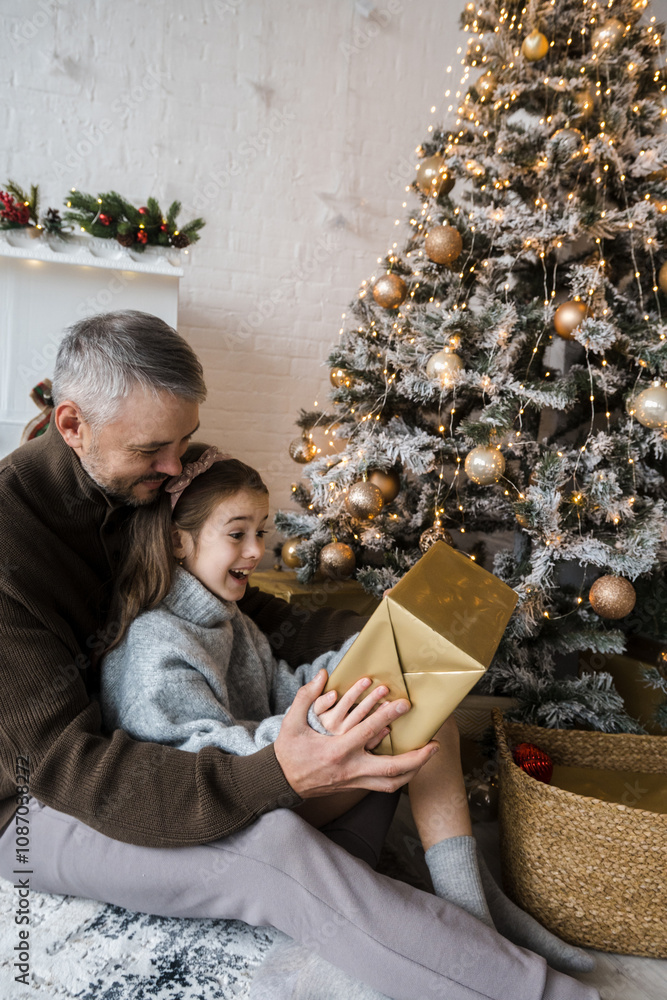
top-left (0, 797), bottom-right (595, 1000)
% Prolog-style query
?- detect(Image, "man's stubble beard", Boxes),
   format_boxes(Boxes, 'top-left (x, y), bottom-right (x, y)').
top-left (80, 436), bottom-right (165, 508)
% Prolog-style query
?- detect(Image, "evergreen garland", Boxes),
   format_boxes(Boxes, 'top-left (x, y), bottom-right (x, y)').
top-left (63, 189), bottom-right (205, 250)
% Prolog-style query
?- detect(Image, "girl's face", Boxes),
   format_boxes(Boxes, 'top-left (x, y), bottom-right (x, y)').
top-left (173, 489), bottom-right (269, 602)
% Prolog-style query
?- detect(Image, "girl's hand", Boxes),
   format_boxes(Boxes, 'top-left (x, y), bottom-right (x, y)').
top-left (312, 677), bottom-right (392, 749)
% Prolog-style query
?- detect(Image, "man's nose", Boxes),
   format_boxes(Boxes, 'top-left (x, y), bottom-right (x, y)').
top-left (152, 449), bottom-right (183, 477)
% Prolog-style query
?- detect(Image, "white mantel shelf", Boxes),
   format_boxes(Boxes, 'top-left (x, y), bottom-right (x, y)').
top-left (0, 232), bottom-right (184, 277)
top-left (1, 231), bottom-right (182, 458)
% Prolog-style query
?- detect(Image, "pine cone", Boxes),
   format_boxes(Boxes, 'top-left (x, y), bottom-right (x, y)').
top-left (43, 207), bottom-right (63, 234)
top-left (170, 233), bottom-right (190, 248)
top-left (116, 233), bottom-right (134, 247)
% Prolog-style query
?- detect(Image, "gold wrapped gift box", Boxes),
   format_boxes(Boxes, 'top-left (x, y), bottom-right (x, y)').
top-left (249, 569), bottom-right (379, 616)
top-left (579, 649), bottom-right (667, 735)
top-left (325, 542), bottom-right (518, 755)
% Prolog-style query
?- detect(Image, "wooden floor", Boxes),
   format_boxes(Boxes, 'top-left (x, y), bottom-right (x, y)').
top-left (475, 818), bottom-right (667, 1000)
top-left (574, 951), bottom-right (667, 999)
top-left (383, 797), bottom-right (667, 1000)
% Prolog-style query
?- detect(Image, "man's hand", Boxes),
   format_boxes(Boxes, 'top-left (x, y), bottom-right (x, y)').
top-left (274, 669), bottom-right (440, 798)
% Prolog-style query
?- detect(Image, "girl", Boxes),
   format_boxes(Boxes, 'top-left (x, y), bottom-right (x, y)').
top-left (102, 444), bottom-right (389, 828)
top-left (101, 444), bottom-right (592, 978)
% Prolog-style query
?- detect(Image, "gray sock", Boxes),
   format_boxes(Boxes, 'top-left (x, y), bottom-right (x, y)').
top-left (249, 933), bottom-right (389, 1000)
top-left (424, 834), bottom-right (494, 927)
top-left (476, 849), bottom-right (596, 974)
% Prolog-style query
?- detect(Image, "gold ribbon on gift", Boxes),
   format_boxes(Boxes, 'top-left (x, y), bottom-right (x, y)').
top-left (325, 541), bottom-right (518, 755)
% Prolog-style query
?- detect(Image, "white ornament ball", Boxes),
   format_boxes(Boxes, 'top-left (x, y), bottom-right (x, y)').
top-left (464, 446), bottom-right (505, 486)
top-left (426, 350), bottom-right (464, 384)
top-left (634, 386), bottom-right (667, 429)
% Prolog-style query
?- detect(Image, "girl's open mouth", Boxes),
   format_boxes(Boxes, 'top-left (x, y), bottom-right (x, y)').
top-left (229, 569), bottom-right (252, 581)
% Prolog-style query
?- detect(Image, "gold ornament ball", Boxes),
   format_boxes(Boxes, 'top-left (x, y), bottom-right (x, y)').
top-left (368, 468), bottom-right (401, 503)
top-left (415, 155), bottom-right (455, 197)
top-left (330, 367), bottom-right (354, 389)
top-left (424, 225), bottom-right (462, 265)
top-left (464, 446), bottom-right (505, 486)
top-left (589, 575), bottom-right (636, 619)
top-left (521, 29), bottom-right (550, 62)
top-left (475, 72), bottom-right (497, 101)
top-left (592, 18), bottom-right (624, 51)
top-left (319, 542), bottom-right (356, 580)
top-left (554, 300), bottom-right (588, 340)
top-left (289, 436), bottom-right (317, 464)
top-left (373, 273), bottom-right (408, 309)
top-left (658, 261), bottom-right (667, 294)
top-left (281, 537), bottom-right (304, 568)
top-left (346, 480), bottom-right (384, 519)
top-left (419, 524), bottom-right (454, 553)
top-left (426, 350), bottom-right (464, 384)
top-left (634, 386), bottom-right (667, 429)
top-left (572, 88), bottom-right (595, 122)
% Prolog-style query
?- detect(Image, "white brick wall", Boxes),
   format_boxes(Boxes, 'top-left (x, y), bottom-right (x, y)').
top-left (9, 0), bottom-right (662, 557)
top-left (3, 0), bottom-right (467, 557)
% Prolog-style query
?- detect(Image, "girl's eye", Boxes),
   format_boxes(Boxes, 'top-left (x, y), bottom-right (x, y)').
top-left (139, 450), bottom-right (159, 457)
top-left (229, 532), bottom-right (244, 540)
top-left (257, 530), bottom-right (267, 539)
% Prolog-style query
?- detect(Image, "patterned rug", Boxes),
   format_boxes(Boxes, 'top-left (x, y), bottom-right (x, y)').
top-left (0, 798), bottom-right (449, 999)
top-left (0, 880), bottom-right (280, 999)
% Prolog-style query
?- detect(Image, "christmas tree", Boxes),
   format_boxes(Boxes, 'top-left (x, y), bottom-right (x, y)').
top-left (276, 0), bottom-right (667, 732)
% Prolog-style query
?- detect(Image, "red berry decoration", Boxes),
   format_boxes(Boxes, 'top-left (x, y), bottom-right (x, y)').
top-left (512, 742), bottom-right (553, 783)
top-left (136, 229), bottom-right (148, 244)
top-left (98, 213), bottom-right (112, 226)
top-left (160, 222), bottom-right (168, 232)
top-left (0, 191), bottom-right (30, 225)
top-left (138, 206), bottom-right (148, 215)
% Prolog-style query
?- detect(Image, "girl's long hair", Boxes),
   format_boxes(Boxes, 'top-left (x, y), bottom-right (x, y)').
top-left (106, 444), bottom-right (268, 652)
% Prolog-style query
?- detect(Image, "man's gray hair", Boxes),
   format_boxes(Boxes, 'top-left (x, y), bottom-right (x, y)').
top-left (51, 310), bottom-right (207, 428)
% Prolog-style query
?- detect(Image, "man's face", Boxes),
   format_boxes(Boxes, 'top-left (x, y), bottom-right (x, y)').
top-left (78, 388), bottom-right (200, 506)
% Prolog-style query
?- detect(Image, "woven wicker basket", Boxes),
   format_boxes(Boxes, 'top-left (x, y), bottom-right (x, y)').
top-left (492, 709), bottom-right (667, 958)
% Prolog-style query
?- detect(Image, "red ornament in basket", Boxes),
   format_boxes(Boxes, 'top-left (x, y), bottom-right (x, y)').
top-left (512, 742), bottom-right (553, 784)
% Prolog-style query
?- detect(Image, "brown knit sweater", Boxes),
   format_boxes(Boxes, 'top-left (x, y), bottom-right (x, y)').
top-left (0, 424), bottom-right (364, 846)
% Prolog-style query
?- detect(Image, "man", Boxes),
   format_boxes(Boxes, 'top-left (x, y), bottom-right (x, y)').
top-left (0, 311), bottom-right (596, 1000)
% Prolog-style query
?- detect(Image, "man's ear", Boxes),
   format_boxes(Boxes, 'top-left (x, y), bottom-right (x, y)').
top-left (54, 401), bottom-right (89, 454)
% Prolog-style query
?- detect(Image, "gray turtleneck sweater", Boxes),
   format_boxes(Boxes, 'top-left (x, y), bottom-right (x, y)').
top-left (101, 566), bottom-right (357, 756)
